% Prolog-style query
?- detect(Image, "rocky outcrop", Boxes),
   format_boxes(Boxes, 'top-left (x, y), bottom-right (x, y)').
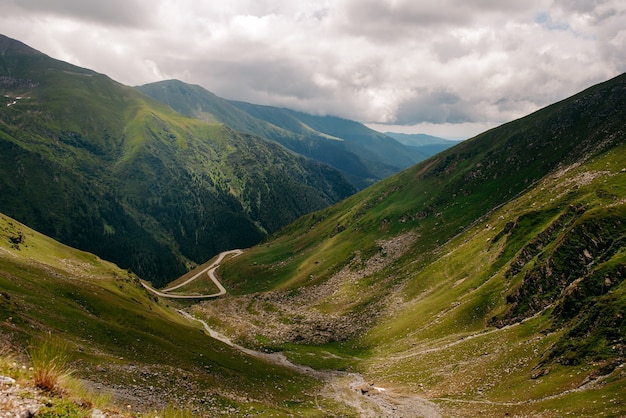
top-left (493, 204), bottom-right (626, 329)
top-left (196, 232), bottom-right (417, 347)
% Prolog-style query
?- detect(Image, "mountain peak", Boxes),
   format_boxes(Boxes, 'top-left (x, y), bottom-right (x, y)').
top-left (0, 34), bottom-right (43, 56)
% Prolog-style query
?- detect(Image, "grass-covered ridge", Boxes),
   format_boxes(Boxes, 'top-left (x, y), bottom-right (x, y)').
top-left (207, 72), bottom-right (626, 416)
top-left (0, 34), bottom-right (355, 286)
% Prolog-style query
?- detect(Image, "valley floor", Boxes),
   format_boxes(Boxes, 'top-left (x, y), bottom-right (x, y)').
top-left (181, 309), bottom-right (442, 417)
top-left (145, 250), bottom-right (443, 417)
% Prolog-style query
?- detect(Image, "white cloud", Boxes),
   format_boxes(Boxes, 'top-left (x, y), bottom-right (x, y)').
top-left (0, 0), bottom-right (624, 138)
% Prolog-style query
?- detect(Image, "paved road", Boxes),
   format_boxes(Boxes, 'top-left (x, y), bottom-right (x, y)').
top-left (141, 249), bottom-right (242, 299)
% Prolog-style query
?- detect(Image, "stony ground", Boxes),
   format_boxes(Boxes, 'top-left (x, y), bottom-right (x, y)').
top-left (194, 232), bottom-right (418, 348)
top-left (0, 380), bottom-right (42, 418)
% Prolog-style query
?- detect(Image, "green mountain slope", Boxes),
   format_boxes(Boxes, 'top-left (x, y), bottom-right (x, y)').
top-left (0, 213), bottom-right (330, 415)
top-left (204, 72), bottom-right (626, 416)
top-left (135, 79), bottom-right (291, 139)
top-left (0, 34), bottom-right (354, 286)
top-left (137, 80), bottom-right (428, 189)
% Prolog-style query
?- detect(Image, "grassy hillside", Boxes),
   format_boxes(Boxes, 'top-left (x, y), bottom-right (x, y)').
top-left (0, 213), bottom-right (337, 416)
top-left (138, 80), bottom-right (428, 189)
top-left (0, 34), bottom-right (354, 286)
top-left (135, 79), bottom-right (292, 140)
top-left (200, 72), bottom-right (626, 416)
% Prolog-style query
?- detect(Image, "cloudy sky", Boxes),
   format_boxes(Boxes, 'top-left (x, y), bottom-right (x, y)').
top-left (2, 0), bottom-right (625, 139)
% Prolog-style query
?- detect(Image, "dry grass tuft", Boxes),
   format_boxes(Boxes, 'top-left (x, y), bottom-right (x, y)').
top-left (29, 336), bottom-right (72, 393)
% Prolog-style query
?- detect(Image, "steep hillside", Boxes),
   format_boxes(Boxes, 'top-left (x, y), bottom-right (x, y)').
top-left (0, 213), bottom-right (333, 415)
top-left (0, 34), bottom-right (354, 286)
top-left (138, 80), bottom-right (427, 188)
top-left (199, 72), bottom-right (626, 416)
top-left (135, 80), bottom-right (289, 139)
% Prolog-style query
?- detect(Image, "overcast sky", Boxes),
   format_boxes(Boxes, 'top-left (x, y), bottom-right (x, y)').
top-left (2, 0), bottom-right (625, 139)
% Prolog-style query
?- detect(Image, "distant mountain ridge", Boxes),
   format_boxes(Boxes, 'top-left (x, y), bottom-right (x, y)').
top-left (0, 34), bottom-right (354, 286)
top-left (137, 80), bottom-right (429, 189)
top-left (384, 131), bottom-right (459, 156)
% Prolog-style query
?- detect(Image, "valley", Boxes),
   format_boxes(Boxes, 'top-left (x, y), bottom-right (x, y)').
top-left (190, 72), bottom-right (626, 416)
top-left (0, 33), bottom-right (625, 417)
top-left (0, 34), bottom-right (357, 287)
top-left (180, 309), bottom-right (442, 418)
top-left (143, 248), bottom-right (442, 416)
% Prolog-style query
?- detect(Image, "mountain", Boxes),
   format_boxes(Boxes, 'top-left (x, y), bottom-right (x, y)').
top-left (135, 79), bottom-right (289, 139)
top-left (137, 80), bottom-right (428, 189)
top-left (384, 131), bottom-right (460, 156)
top-left (203, 72), bottom-right (626, 416)
top-left (0, 34), bottom-right (355, 286)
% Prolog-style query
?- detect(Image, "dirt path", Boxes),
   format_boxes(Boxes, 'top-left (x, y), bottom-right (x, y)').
top-left (179, 310), bottom-right (441, 417)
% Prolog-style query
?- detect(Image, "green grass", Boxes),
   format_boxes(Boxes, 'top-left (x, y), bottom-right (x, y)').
top-left (0, 213), bottom-right (332, 415)
top-left (281, 341), bottom-right (369, 372)
top-left (29, 336), bottom-right (72, 393)
top-left (35, 398), bottom-right (88, 418)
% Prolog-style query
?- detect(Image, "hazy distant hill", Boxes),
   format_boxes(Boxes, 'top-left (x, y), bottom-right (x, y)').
top-left (384, 131), bottom-right (460, 156)
top-left (0, 34), bottom-right (354, 286)
top-left (213, 72), bottom-right (626, 416)
top-left (138, 80), bottom-right (429, 189)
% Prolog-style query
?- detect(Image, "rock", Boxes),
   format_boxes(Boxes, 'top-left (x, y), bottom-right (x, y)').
top-left (530, 367), bottom-right (550, 379)
top-left (0, 384), bottom-right (42, 417)
top-left (0, 376), bottom-right (16, 385)
top-left (358, 384), bottom-right (373, 394)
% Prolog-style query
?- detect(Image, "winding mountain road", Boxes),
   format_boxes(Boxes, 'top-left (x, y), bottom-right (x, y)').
top-left (143, 248), bottom-right (440, 416)
top-left (141, 249), bottom-right (242, 299)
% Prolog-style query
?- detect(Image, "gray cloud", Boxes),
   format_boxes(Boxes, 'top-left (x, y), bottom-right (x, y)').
top-left (0, 0), bottom-right (625, 138)
top-left (395, 89), bottom-right (473, 124)
top-left (3, 0), bottom-right (154, 27)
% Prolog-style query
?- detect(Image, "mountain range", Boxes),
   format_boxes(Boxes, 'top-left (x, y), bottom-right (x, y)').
top-left (0, 34), bottom-right (455, 286)
top-left (0, 33), bottom-right (625, 417)
top-left (0, 34), bottom-right (358, 286)
top-left (384, 131), bottom-right (461, 155)
top-left (136, 79), bottom-right (446, 189)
